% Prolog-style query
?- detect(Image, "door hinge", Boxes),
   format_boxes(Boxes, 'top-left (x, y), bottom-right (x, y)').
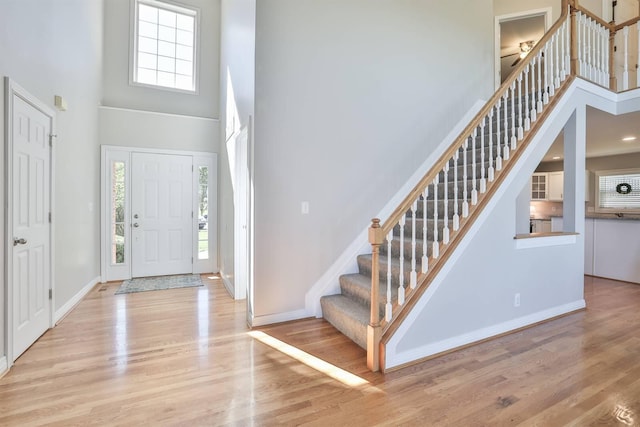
top-left (49, 212), bottom-right (52, 223)
top-left (192, 211), bottom-right (194, 218)
top-left (49, 289), bottom-right (53, 300)
top-left (49, 134), bottom-right (57, 147)
top-left (192, 257), bottom-right (194, 264)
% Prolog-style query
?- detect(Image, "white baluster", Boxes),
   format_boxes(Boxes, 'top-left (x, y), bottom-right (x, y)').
top-left (471, 130), bottom-right (478, 205)
top-left (543, 45), bottom-right (550, 104)
top-left (637, 24), bottom-right (640, 88)
top-left (552, 30), bottom-right (562, 89)
top-left (560, 18), bottom-right (567, 80)
top-left (547, 35), bottom-right (555, 98)
top-left (604, 25), bottom-right (610, 85)
top-left (578, 13), bottom-right (585, 76)
top-left (510, 82), bottom-right (517, 150)
top-left (462, 138), bottom-right (469, 217)
top-left (480, 119), bottom-right (486, 193)
top-left (537, 51), bottom-right (543, 113)
top-left (421, 188), bottom-right (428, 274)
top-left (442, 164), bottom-right (450, 244)
top-left (524, 67), bottom-right (531, 130)
top-left (587, 19), bottom-right (593, 80)
top-left (623, 26), bottom-right (630, 91)
top-left (432, 176), bottom-right (439, 259)
top-left (398, 215), bottom-right (405, 306)
top-left (385, 230), bottom-right (393, 322)
top-left (488, 107), bottom-right (495, 182)
top-left (495, 99), bottom-right (503, 171)
top-left (452, 151), bottom-right (460, 231)
top-left (517, 74), bottom-right (524, 140)
top-left (596, 25), bottom-right (602, 85)
top-left (565, 15), bottom-right (571, 79)
top-left (410, 201), bottom-right (417, 289)
top-left (530, 58), bottom-right (537, 123)
top-left (503, 93), bottom-right (510, 161)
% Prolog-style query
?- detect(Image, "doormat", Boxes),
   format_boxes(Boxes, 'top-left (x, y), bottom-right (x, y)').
top-left (115, 274), bottom-right (203, 295)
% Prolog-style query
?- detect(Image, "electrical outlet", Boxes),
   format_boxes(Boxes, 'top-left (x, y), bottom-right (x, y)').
top-left (301, 201), bottom-right (309, 215)
top-left (514, 293), bottom-right (521, 307)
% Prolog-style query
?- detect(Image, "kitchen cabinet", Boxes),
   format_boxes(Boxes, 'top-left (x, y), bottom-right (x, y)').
top-left (531, 219), bottom-right (552, 233)
top-left (531, 173), bottom-right (548, 200)
top-left (548, 171), bottom-right (564, 201)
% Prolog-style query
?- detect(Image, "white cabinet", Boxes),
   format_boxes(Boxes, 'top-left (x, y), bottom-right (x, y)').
top-left (548, 171), bottom-right (564, 201)
top-left (531, 219), bottom-right (551, 233)
top-left (531, 173), bottom-right (548, 200)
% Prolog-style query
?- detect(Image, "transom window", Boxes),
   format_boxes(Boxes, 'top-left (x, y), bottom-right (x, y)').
top-left (131, 0), bottom-right (198, 92)
top-left (596, 169), bottom-right (640, 213)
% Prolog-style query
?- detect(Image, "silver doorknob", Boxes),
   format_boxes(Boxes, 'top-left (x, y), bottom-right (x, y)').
top-left (13, 238), bottom-right (27, 246)
top-left (133, 223), bottom-right (139, 228)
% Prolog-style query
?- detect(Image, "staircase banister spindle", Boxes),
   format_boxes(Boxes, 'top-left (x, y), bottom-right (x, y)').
top-left (573, 4), bottom-right (614, 30)
top-left (377, 0), bottom-right (570, 237)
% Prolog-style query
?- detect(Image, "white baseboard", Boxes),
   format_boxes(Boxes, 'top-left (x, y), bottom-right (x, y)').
top-left (54, 276), bottom-right (100, 324)
top-left (251, 309), bottom-right (311, 327)
top-left (219, 268), bottom-right (235, 299)
top-left (0, 356), bottom-right (7, 377)
top-left (304, 99), bottom-right (487, 318)
top-left (385, 300), bottom-right (585, 370)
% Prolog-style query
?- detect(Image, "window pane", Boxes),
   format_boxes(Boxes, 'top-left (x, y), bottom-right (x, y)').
top-left (138, 52), bottom-right (157, 69)
top-left (158, 25), bottom-right (176, 42)
top-left (599, 173), bottom-right (640, 209)
top-left (139, 4), bottom-right (158, 23)
top-left (177, 29), bottom-right (193, 46)
top-left (198, 229), bottom-right (208, 260)
top-left (175, 74), bottom-right (193, 90)
top-left (158, 40), bottom-right (176, 57)
top-left (137, 67), bottom-right (157, 85)
top-left (111, 161), bottom-right (126, 265)
top-left (138, 36), bottom-right (158, 54)
top-left (158, 9), bottom-right (177, 27)
top-left (139, 21), bottom-right (158, 38)
top-left (158, 56), bottom-right (175, 73)
top-left (176, 44), bottom-right (193, 61)
top-left (177, 14), bottom-right (194, 31)
top-left (157, 71), bottom-right (175, 87)
top-left (176, 59), bottom-right (192, 76)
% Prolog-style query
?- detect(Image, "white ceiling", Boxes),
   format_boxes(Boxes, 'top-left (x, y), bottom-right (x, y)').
top-left (543, 107), bottom-right (640, 161)
top-left (500, 15), bottom-right (546, 83)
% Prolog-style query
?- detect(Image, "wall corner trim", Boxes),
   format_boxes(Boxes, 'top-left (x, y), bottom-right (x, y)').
top-left (54, 277), bottom-right (100, 324)
top-left (0, 356), bottom-right (7, 378)
top-left (220, 268), bottom-right (235, 299)
top-left (251, 309), bottom-right (311, 327)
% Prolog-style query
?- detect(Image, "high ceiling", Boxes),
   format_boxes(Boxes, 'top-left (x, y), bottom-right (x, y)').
top-left (500, 15), bottom-right (546, 83)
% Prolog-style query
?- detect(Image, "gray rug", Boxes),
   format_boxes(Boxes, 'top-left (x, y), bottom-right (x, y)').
top-left (115, 274), bottom-right (203, 295)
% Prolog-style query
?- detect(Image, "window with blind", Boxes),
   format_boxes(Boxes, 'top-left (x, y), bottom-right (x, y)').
top-left (131, 0), bottom-right (198, 92)
top-left (595, 169), bottom-right (640, 212)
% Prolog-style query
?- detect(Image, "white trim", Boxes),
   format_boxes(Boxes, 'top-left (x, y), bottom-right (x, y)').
top-left (515, 234), bottom-right (578, 249)
top-left (5, 78), bottom-right (56, 365)
top-left (54, 277), bottom-right (100, 324)
top-left (220, 269), bottom-right (234, 298)
top-left (98, 105), bottom-right (218, 122)
top-left (251, 309), bottom-right (310, 328)
top-left (304, 99), bottom-right (486, 318)
top-left (0, 356), bottom-right (7, 376)
top-left (385, 300), bottom-right (585, 369)
top-left (494, 8), bottom-right (552, 90)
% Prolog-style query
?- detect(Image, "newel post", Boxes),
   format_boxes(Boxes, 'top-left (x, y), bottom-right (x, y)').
top-left (609, 29), bottom-right (617, 90)
top-left (367, 218), bottom-right (383, 372)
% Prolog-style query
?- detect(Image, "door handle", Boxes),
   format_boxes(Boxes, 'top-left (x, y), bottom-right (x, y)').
top-left (13, 238), bottom-right (27, 246)
top-left (133, 223), bottom-right (139, 228)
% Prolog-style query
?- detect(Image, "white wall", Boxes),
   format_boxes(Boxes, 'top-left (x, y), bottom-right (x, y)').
top-left (252, 0), bottom-right (494, 319)
top-left (219, 0), bottom-right (256, 295)
top-left (0, 0), bottom-right (105, 358)
top-left (102, 0), bottom-right (221, 118)
top-left (494, 0), bottom-right (562, 22)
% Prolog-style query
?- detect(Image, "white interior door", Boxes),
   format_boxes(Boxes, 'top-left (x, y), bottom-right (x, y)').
top-left (11, 91), bottom-right (52, 361)
top-left (131, 153), bottom-right (193, 277)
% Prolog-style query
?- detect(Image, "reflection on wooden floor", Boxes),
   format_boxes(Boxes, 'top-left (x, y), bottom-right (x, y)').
top-left (1, 275), bottom-right (639, 425)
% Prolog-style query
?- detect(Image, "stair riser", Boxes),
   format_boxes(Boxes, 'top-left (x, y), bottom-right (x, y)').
top-left (320, 298), bottom-right (367, 350)
top-left (381, 238), bottom-right (434, 259)
top-left (357, 255), bottom-right (416, 289)
top-left (338, 275), bottom-right (388, 315)
top-left (395, 219), bottom-right (453, 239)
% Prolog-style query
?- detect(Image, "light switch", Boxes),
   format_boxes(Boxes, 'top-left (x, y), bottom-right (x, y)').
top-left (54, 95), bottom-right (67, 111)
top-left (301, 201), bottom-right (309, 215)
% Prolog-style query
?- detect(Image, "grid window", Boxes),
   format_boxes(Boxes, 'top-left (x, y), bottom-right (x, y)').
top-left (132, 0), bottom-right (197, 92)
top-left (596, 170), bottom-right (640, 212)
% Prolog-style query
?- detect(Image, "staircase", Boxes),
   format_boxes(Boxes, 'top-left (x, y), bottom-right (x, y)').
top-left (320, 118), bottom-right (512, 350)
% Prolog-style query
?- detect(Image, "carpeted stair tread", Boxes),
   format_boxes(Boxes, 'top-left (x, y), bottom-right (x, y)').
top-left (320, 294), bottom-right (369, 349)
top-left (340, 273), bottom-right (396, 311)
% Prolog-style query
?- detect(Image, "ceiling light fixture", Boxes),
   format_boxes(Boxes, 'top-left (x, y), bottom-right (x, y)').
top-left (622, 136), bottom-right (637, 142)
top-left (552, 156), bottom-right (561, 160)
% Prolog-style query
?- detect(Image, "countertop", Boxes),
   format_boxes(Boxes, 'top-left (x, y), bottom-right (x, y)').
top-left (546, 213), bottom-right (640, 221)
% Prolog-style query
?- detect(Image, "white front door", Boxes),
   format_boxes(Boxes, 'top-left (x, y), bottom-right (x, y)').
top-left (131, 153), bottom-right (193, 277)
top-left (11, 91), bottom-right (52, 361)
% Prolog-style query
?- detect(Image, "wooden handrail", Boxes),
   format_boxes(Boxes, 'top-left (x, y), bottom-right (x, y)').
top-left (614, 16), bottom-right (640, 31)
top-left (377, 0), bottom-right (571, 238)
top-left (573, 4), bottom-right (614, 29)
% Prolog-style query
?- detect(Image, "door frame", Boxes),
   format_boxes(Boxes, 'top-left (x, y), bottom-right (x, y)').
top-left (494, 8), bottom-right (552, 90)
top-left (100, 145), bottom-right (217, 282)
top-left (4, 77), bottom-right (56, 366)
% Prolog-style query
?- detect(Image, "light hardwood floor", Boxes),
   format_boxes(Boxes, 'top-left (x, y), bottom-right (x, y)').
top-left (1, 275), bottom-right (639, 426)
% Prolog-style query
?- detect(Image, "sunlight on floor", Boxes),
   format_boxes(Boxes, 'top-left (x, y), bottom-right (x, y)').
top-left (248, 331), bottom-right (369, 387)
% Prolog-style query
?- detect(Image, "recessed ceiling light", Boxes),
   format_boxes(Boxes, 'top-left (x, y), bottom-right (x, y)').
top-left (622, 136), bottom-right (637, 142)
top-left (552, 156), bottom-right (561, 160)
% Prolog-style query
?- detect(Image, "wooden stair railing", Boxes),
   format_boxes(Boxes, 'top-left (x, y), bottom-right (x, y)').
top-left (365, 0), bottom-right (640, 372)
